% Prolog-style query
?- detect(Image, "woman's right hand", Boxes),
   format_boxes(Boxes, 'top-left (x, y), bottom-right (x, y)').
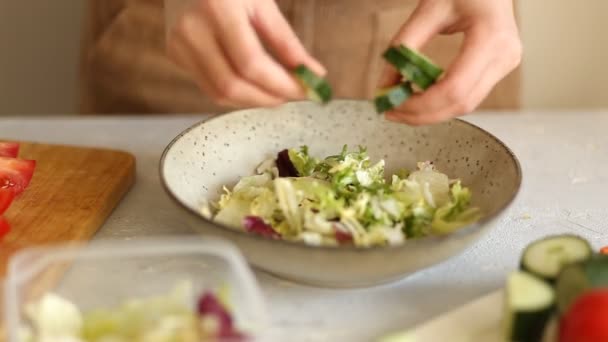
top-left (166, 0), bottom-right (325, 108)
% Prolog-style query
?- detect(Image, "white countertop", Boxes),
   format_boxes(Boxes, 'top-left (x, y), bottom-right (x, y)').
top-left (2, 111), bottom-right (608, 341)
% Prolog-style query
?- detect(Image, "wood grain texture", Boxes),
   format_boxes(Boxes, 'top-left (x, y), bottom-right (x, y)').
top-left (0, 142), bottom-right (136, 277)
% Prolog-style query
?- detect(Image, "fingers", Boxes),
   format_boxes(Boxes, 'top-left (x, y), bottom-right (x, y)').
top-left (252, 0), bottom-right (326, 76)
top-left (170, 13), bottom-right (283, 107)
top-left (378, 1), bottom-right (450, 88)
top-left (166, 32), bottom-right (221, 102)
top-left (386, 28), bottom-right (522, 126)
top-left (389, 27), bottom-right (492, 116)
top-left (380, 0), bottom-right (523, 126)
top-left (203, 0), bottom-right (305, 100)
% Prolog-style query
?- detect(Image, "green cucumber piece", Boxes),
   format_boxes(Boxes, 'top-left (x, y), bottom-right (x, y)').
top-left (293, 65), bottom-right (332, 104)
top-left (396, 45), bottom-right (443, 80)
top-left (382, 47), bottom-right (412, 74)
top-left (502, 271), bottom-right (555, 342)
top-left (556, 255), bottom-right (608, 314)
top-left (374, 82), bottom-right (414, 113)
top-left (402, 63), bottom-right (434, 90)
top-left (382, 48), bottom-right (435, 90)
top-left (520, 234), bottom-right (593, 282)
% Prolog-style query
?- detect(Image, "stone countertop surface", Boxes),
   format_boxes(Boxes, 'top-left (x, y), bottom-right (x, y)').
top-left (2, 111), bottom-right (607, 341)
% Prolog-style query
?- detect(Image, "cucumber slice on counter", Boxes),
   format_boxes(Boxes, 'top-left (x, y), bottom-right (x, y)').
top-left (503, 271), bottom-right (555, 342)
top-left (520, 235), bottom-right (593, 282)
top-left (556, 255), bottom-right (608, 314)
top-left (293, 65), bottom-right (332, 104)
top-left (374, 82), bottom-right (414, 113)
top-left (396, 45), bottom-right (443, 80)
top-left (382, 47), bottom-right (435, 90)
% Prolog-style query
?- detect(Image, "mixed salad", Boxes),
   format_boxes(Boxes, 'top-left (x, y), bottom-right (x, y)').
top-left (20, 282), bottom-right (248, 342)
top-left (204, 146), bottom-right (480, 247)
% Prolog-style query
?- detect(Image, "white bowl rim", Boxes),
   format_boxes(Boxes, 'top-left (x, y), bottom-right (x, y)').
top-left (159, 100), bottom-right (522, 253)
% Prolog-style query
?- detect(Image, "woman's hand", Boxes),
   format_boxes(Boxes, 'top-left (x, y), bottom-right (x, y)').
top-left (379, 0), bottom-right (522, 125)
top-left (166, 0), bottom-right (325, 108)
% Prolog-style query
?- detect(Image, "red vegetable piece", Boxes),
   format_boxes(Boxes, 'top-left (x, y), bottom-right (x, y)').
top-left (198, 292), bottom-right (247, 339)
top-left (334, 224), bottom-right (353, 244)
top-left (0, 217), bottom-right (10, 239)
top-left (600, 246), bottom-right (608, 255)
top-left (198, 292), bottom-right (232, 326)
top-left (0, 157), bottom-right (36, 196)
top-left (559, 289), bottom-right (608, 342)
top-left (243, 216), bottom-right (280, 239)
top-left (0, 142), bottom-right (19, 158)
top-left (0, 188), bottom-right (15, 214)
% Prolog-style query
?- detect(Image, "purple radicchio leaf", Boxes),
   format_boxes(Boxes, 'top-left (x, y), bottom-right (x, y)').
top-left (276, 149), bottom-right (299, 177)
top-left (243, 216), bottom-right (281, 239)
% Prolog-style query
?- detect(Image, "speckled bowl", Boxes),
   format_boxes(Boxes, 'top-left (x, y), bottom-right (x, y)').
top-left (160, 100), bottom-right (521, 288)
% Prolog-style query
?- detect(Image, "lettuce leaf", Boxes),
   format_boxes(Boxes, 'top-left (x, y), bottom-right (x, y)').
top-left (287, 146), bottom-right (318, 177)
top-left (431, 181), bottom-right (482, 234)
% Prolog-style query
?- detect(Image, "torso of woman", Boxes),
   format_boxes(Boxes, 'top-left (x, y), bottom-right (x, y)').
top-left (80, 0), bottom-right (519, 115)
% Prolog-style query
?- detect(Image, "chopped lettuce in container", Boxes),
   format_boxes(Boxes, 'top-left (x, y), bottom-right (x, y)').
top-left (206, 146), bottom-right (481, 248)
top-left (20, 281), bottom-right (248, 342)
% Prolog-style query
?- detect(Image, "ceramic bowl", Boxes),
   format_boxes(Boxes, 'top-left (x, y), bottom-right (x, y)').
top-left (160, 100), bottom-right (521, 288)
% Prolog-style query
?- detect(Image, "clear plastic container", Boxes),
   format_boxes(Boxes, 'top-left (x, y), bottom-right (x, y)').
top-left (3, 236), bottom-right (269, 341)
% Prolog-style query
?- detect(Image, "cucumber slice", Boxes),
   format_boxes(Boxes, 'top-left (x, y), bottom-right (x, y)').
top-left (396, 45), bottom-right (443, 80)
top-left (556, 255), bottom-right (608, 314)
top-left (520, 234), bottom-right (593, 282)
top-left (293, 65), bottom-right (332, 104)
top-left (382, 48), bottom-right (435, 90)
top-left (503, 271), bottom-right (555, 342)
top-left (382, 47), bottom-right (411, 74)
top-left (374, 82), bottom-right (414, 113)
top-left (402, 63), bottom-right (434, 90)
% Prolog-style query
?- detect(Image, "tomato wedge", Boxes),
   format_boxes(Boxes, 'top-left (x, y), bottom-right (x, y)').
top-left (0, 216), bottom-right (10, 239)
top-left (0, 188), bottom-right (15, 214)
top-left (0, 142), bottom-right (19, 158)
top-left (559, 289), bottom-right (608, 342)
top-left (0, 157), bottom-right (36, 196)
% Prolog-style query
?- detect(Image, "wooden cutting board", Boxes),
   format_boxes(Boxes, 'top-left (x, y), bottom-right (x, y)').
top-left (0, 141), bottom-right (136, 276)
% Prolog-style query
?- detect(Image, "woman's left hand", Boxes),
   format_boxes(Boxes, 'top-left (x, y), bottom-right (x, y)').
top-left (378, 0), bottom-right (522, 126)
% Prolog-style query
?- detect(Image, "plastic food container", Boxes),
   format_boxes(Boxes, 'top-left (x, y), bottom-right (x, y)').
top-left (3, 236), bottom-right (268, 341)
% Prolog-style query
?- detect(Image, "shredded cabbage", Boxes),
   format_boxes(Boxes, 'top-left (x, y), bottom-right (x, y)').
top-left (208, 146), bottom-right (481, 247)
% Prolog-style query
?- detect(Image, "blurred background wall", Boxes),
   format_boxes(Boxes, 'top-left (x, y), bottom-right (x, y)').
top-left (520, 1), bottom-right (608, 109)
top-left (0, 1), bottom-right (85, 115)
top-left (0, 1), bottom-right (607, 115)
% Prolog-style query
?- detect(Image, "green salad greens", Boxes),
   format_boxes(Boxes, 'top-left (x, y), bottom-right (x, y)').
top-left (204, 146), bottom-right (481, 247)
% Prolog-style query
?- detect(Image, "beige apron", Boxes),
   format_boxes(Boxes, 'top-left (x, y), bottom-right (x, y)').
top-left (80, 0), bottom-right (520, 115)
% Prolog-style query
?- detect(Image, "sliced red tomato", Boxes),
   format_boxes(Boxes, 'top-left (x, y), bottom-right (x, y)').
top-left (0, 216), bottom-right (10, 239)
top-left (0, 142), bottom-right (19, 158)
top-left (0, 157), bottom-right (36, 196)
top-left (559, 289), bottom-right (608, 342)
top-left (0, 188), bottom-right (15, 214)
